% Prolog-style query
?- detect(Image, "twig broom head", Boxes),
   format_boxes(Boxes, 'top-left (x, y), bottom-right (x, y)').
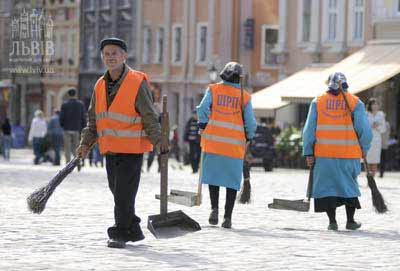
top-left (27, 185), bottom-right (53, 214)
top-left (238, 179), bottom-right (251, 204)
top-left (367, 174), bottom-right (388, 213)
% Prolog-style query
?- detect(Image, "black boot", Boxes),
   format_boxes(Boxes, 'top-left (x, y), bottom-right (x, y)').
top-left (221, 217), bottom-right (232, 229)
top-left (209, 208), bottom-right (218, 225)
top-left (107, 239), bottom-right (126, 248)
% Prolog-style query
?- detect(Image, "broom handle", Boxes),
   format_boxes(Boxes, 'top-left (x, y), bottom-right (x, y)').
top-left (240, 75), bottom-right (247, 159)
top-left (340, 89), bottom-right (371, 175)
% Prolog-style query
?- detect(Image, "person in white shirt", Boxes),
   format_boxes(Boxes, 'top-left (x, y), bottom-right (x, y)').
top-left (28, 110), bottom-right (47, 164)
top-left (365, 98), bottom-right (386, 177)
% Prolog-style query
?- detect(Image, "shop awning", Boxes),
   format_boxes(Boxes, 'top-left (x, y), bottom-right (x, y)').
top-left (251, 66), bottom-right (328, 116)
top-left (281, 40), bottom-right (400, 103)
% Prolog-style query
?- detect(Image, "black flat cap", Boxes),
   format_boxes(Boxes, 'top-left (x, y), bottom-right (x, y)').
top-left (100, 37), bottom-right (127, 52)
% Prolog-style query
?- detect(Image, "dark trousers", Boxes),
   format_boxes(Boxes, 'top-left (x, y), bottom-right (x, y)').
top-left (209, 185), bottom-right (237, 219)
top-left (380, 149), bottom-right (387, 177)
top-left (32, 137), bottom-right (44, 164)
top-left (189, 141), bottom-right (201, 173)
top-left (106, 153), bottom-right (143, 240)
top-left (51, 134), bottom-right (63, 165)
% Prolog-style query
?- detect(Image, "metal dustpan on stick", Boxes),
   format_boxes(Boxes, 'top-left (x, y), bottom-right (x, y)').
top-left (268, 166), bottom-right (314, 212)
top-left (148, 96), bottom-right (201, 239)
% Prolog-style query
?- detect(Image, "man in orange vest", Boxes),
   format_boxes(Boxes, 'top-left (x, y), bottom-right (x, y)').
top-left (76, 38), bottom-right (162, 248)
top-left (197, 62), bottom-right (257, 228)
top-left (302, 72), bottom-right (372, 231)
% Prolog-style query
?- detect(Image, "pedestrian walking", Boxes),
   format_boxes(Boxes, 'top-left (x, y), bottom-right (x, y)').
top-left (28, 110), bottom-right (48, 165)
top-left (1, 117), bottom-right (12, 160)
top-left (302, 72), bottom-right (372, 231)
top-left (197, 62), bottom-right (257, 228)
top-left (60, 88), bottom-right (86, 163)
top-left (184, 110), bottom-right (201, 173)
top-left (76, 37), bottom-right (162, 249)
top-left (380, 120), bottom-right (390, 177)
top-left (365, 98), bottom-right (386, 177)
top-left (47, 110), bottom-right (64, 165)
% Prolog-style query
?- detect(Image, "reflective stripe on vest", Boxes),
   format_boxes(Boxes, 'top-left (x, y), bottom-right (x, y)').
top-left (314, 92), bottom-right (362, 159)
top-left (208, 119), bottom-right (244, 132)
top-left (316, 125), bottom-right (354, 131)
top-left (98, 128), bottom-right (147, 138)
top-left (202, 133), bottom-right (246, 146)
top-left (96, 111), bottom-right (142, 124)
top-left (316, 138), bottom-right (359, 145)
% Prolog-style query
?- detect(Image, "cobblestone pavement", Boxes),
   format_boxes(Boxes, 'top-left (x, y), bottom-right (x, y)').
top-left (1, 149), bottom-right (400, 270)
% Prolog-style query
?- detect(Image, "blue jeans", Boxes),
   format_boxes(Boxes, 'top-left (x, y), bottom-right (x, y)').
top-left (32, 137), bottom-right (44, 164)
top-left (2, 135), bottom-right (11, 160)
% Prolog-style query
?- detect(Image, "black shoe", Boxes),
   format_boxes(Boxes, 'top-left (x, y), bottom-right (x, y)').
top-left (209, 208), bottom-right (218, 225)
top-left (327, 222), bottom-right (338, 231)
top-left (346, 221), bottom-right (361, 230)
top-left (127, 229), bottom-right (145, 242)
top-left (221, 218), bottom-right (232, 229)
top-left (107, 239), bottom-right (126, 248)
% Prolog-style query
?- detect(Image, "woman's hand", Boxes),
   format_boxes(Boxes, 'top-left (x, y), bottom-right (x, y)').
top-left (306, 156), bottom-right (315, 167)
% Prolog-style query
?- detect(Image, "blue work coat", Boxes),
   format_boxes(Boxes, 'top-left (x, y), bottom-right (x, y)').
top-left (302, 98), bottom-right (373, 198)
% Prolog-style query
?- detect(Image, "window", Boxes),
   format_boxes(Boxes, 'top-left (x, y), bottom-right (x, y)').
top-left (327, 0), bottom-right (338, 41)
top-left (154, 27), bottom-right (164, 64)
top-left (118, 0), bottom-right (130, 8)
top-left (172, 24), bottom-right (182, 63)
top-left (84, 0), bottom-right (94, 10)
top-left (302, 0), bottom-right (312, 42)
top-left (352, 0), bottom-right (364, 41)
top-left (100, 0), bottom-right (110, 9)
top-left (142, 27), bottom-right (152, 64)
top-left (196, 23), bottom-right (208, 63)
top-left (261, 25), bottom-right (278, 66)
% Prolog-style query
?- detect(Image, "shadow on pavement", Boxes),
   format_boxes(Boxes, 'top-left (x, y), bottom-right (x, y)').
top-left (230, 227), bottom-right (309, 240)
top-left (280, 227), bottom-right (400, 241)
top-left (123, 244), bottom-right (216, 268)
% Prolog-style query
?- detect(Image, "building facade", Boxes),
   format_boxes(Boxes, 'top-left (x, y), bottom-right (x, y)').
top-left (42, 0), bottom-right (80, 117)
top-left (271, 0), bottom-right (374, 126)
top-left (0, 0), bottom-right (13, 124)
top-left (79, 0), bottom-right (137, 108)
top-left (8, 0), bottom-right (45, 129)
top-left (137, 0), bottom-right (280, 145)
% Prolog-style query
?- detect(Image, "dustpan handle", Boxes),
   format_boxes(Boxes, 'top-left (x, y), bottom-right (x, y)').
top-left (160, 95), bottom-right (169, 215)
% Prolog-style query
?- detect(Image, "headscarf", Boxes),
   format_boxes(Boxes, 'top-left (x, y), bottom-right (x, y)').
top-left (327, 72), bottom-right (348, 95)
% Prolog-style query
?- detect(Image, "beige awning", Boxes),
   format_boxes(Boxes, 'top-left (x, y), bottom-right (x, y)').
top-left (251, 66), bottom-right (327, 116)
top-left (281, 40), bottom-right (400, 103)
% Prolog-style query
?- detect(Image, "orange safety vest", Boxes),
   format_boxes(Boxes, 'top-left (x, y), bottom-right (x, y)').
top-left (314, 92), bottom-right (362, 158)
top-left (201, 83), bottom-right (250, 159)
top-left (94, 68), bottom-right (153, 154)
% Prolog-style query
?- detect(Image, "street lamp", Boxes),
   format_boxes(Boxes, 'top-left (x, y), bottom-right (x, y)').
top-left (208, 64), bottom-right (218, 83)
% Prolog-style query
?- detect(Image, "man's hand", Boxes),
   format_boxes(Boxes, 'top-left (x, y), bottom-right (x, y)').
top-left (76, 144), bottom-right (90, 158)
top-left (156, 142), bottom-right (169, 155)
top-left (199, 129), bottom-right (204, 135)
top-left (306, 156), bottom-right (315, 167)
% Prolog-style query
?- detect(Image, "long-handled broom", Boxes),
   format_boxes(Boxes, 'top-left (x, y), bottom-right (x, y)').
top-left (341, 88), bottom-right (388, 213)
top-left (238, 75), bottom-right (252, 203)
top-left (27, 142), bottom-right (95, 214)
